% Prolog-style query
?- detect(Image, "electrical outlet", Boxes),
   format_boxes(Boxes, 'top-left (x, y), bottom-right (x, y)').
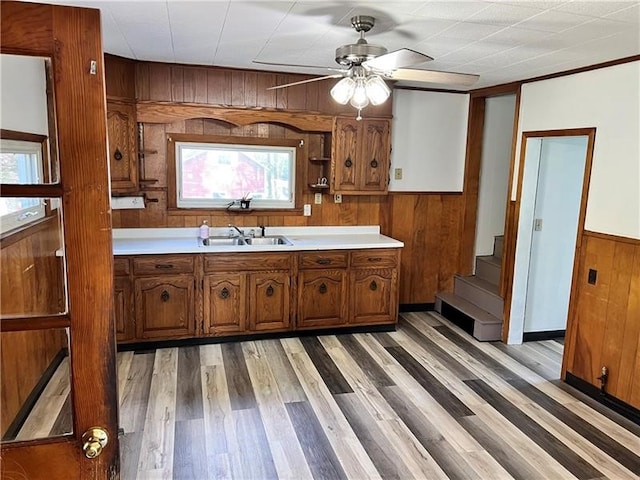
top-left (314, 192), bottom-right (322, 204)
top-left (334, 194), bottom-right (342, 204)
top-left (303, 204), bottom-right (311, 216)
top-left (394, 168), bottom-right (403, 180)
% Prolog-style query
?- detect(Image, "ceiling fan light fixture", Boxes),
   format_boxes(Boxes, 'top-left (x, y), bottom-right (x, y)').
top-left (330, 77), bottom-right (356, 105)
top-left (365, 75), bottom-right (391, 105)
top-left (349, 79), bottom-right (370, 109)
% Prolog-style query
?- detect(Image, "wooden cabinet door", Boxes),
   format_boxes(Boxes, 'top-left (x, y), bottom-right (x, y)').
top-left (204, 273), bottom-right (247, 335)
top-left (359, 119), bottom-right (390, 192)
top-left (249, 272), bottom-right (290, 331)
top-left (134, 276), bottom-right (195, 339)
top-left (350, 268), bottom-right (397, 324)
top-left (114, 276), bottom-right (134, 342)
top-left (332, 118), bottom-right (360, 192)
top-left (107, 101), bottom-right (138, 193)
top-left (297, 269), bottom-right (348, 328)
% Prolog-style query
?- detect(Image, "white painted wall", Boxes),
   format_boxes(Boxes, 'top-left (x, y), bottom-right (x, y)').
top-left (390, 89), bottom-right (469, 192)
top-left (474, 94), bottom-right (516, 257)
top-left (0, 54), bottom-right (49, 135)
top-left (513, 61), bottom-right (640, 239)
top-left (524, 137), bottom-right (588, 333)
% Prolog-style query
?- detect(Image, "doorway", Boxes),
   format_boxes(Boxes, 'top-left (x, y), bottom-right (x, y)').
top-left (508, 130), bottom-right (594, 344)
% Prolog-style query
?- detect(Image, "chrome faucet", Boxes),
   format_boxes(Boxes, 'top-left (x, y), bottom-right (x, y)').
top-left (228, 224), bottom-right (244, 238)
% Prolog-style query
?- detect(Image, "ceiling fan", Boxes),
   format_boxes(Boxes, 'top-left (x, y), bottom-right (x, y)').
top-left (254, 15), bottom-right (479, 118)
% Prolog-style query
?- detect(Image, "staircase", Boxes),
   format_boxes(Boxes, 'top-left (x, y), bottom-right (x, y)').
top-left (435, 236), bottom-right (504, 341)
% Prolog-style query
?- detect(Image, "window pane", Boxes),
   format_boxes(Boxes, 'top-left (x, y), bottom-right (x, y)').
top-left (177, 142), bottom-right (295, 209)
top-left (1, 328), bottom-right (72, 443)
top-left (1, 200), bottom-right (67, 316)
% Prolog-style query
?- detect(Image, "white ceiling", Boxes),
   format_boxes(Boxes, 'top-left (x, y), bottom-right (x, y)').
top-left (40, 0), bottom-right (640, 90)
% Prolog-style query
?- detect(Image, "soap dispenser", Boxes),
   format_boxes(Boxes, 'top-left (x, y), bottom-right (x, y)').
top-left (199, 220), bottom-right (209, 240)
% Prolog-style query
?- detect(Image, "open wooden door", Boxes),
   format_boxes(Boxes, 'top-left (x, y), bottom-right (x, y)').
top-left (1, 2), bottom-right (119, 478)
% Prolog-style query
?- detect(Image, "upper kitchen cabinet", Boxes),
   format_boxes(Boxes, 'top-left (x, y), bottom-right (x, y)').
top-left (332, 117), bottom-right (390, 195)
top-left (107, 100), bottom-right (138, 193)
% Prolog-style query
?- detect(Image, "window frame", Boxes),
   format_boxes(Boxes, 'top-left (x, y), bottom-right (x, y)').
top-left (167, 133), bottom-right (305, 213)
top-left (0, 130), bottom-right (50, 235)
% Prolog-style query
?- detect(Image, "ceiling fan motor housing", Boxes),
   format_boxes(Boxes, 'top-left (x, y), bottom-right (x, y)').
top-left (336, 15), bottom-right (387, 66)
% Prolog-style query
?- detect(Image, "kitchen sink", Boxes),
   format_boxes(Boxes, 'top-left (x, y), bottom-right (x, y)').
top-left (243, 236), bottom-right (291, 246)
top-left (200, 236), bottom-right (245, 246)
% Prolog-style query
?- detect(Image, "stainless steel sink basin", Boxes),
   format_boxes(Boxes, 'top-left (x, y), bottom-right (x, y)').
top-left (243, 236), bottom-right (291, 246)
top-left (200, 236), bottom-right (245, 246)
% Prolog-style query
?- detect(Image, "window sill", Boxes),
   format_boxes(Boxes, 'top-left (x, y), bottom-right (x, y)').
top-left (167, 207), bottom-right (303, 217)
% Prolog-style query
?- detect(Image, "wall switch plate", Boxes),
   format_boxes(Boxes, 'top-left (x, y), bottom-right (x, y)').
top-left (314, 192), bottom-right (322, 204)
top-left (334, 194), bottom-right (342, 204)
top-left (303, 204), bottom-right (311, 216)
top-left (394, 168), bottom-right (403, 180)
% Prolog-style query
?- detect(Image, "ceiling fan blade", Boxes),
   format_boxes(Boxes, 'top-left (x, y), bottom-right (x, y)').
top-left (363, 48), bottom-right (433, 71)
top-left (387, 68), bottom-right (479, 86)
top-left (267, 74), bottom-right (343, 90)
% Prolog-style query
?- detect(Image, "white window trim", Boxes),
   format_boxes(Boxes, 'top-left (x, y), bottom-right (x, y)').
top-left (175, 141), bottom-right (296, 210)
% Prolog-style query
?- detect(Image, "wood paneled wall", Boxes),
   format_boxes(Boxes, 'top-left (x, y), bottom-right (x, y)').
top-left (106, 55), bottom-right (465, 305)
top-left (564, 232), bottom-right (640, 409)
top-left (1, 216), bottom-right (67, 436)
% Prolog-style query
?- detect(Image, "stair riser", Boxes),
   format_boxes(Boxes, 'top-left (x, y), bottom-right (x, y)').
top-left (475, 259), bottom-right (501, 286)
top-left (494, 236), bottom-right (504, 258)
top-left (473, 322), bottom-right (502, 342)
top-left (454, 278), bottom-right (503, 318)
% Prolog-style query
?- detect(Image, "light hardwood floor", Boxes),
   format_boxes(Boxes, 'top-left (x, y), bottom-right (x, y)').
top-left (12, 312), bottom-right (640, 479)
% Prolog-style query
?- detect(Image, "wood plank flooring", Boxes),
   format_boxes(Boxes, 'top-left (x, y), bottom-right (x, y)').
top-left (10, 312), bottom-right (640, 479)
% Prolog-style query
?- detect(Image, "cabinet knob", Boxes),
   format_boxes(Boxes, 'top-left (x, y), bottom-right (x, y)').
top-left (319, 283), bottom-right (327, 294)
top-left (220, 287), bottom-right (230, 299)
top-left (266, 285), bottom-right (274, 297)
top-left (370, 280), bottom-right (378, 291)
top-left (370, 159), bottom-right (378, 168)
top-left (160, 290), bottom-right (170, 302)
top-left (114, 148), bottom-right (123, 161)
top-left (344, 158), bottom-right (353, 168)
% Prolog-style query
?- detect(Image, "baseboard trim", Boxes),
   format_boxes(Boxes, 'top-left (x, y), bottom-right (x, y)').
top-left (119, 323), bottom-right (397, 353)
top-left (2, 348), bottom-right (68, 441)
top-left (399, 303), bottom-right (435, 312)
top-left (523, 330), bottom-right (565, 342)
top-left (565, 372), bottom-right (640, 426)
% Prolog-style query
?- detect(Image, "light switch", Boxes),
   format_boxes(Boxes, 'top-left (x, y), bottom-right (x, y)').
top-left (394, 168), bottom-right (403, 180)
top-left (534, 218), bottom-right (543, 231)
top-left (303, 204), bottom-right (311, 216)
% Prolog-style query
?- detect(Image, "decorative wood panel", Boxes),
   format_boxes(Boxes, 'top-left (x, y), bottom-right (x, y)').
top-left (249, 272), bottom-right (291, 331)
top-left (203, 273), bottom-right (247, 335)
top-left (297, 269), bottom-right (348, 328)
top-left (565, 232), bottom-right (640, 409)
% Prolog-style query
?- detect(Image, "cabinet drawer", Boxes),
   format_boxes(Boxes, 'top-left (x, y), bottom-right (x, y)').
top-left (114, 257), bottom-right (130, 276)
top-left (133, 255), bottom-right (194, 275)
top-left (351, 249), bottom-right (398, 268)
top-left (299, 251), bottom-right (348, 269)
top-left (204, 253), bottom-right (291, 272)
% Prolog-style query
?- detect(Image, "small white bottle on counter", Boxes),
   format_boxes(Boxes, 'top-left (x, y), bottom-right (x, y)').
top-left (199, 220), bottom-right (209, 239)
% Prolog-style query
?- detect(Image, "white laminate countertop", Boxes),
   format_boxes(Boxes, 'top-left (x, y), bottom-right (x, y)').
top-left (112, 226), bottom-right (404, 255)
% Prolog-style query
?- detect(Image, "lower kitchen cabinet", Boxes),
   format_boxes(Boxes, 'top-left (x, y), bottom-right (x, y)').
top-left (297, 269), bottom-right (348, 329)
top-left (134, 275), bottom-right (196, 339)
top-left (249, 272), bottom-right (290, 331)
top-left (350, 268), bottom-right (397, 324)
top-left (114, 276), bottom-right (134, 342)
top-left (203, 273), bottom-right (247, 335)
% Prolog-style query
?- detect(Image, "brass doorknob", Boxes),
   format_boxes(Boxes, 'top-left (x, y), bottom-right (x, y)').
top-left (82, 427), bottom-right (108, 459)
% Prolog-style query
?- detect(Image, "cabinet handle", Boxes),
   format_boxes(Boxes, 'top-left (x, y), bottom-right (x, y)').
top-left (344, 157), bottom-right (353, 168)
top-left (370, 159), bottom-right (378, 168)
top-left (316, 258), bottom-right (331, 265)
top-left (367, 257), bottom-right (383, 263)
top-left (266, 285), bottom-right (274, 297)
top-left (155, 264), bottom-right (174, 270)
top-left (114, 148), bottom-right (123, 161)
top-left (370, 280), bottom-right (378, 291)
top-left (220, 287), bottom-right (229, 299)
top-left (319, 283), bottom-right (327, 294)
top-left (160, 290), bottom-right (170, 302)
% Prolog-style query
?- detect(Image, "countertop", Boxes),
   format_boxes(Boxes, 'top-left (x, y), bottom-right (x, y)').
top-left (113, 226), bottom-right (404, 255)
